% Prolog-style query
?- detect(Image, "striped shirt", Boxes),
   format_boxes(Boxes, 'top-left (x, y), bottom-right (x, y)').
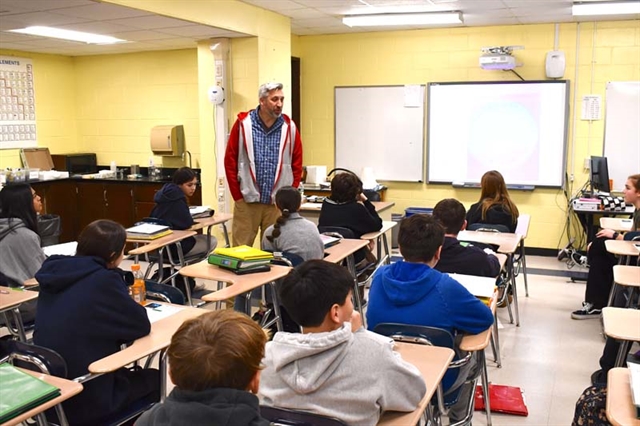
top-left (251, 108), bottom-right (284, 204)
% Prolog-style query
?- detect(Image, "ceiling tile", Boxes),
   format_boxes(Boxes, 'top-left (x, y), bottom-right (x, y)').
top-left (109, 30), bottom-right (175, 42)
top-left (242, 0), bottom-right (306, 12)
top-left (0, 0), bottom-right (94, 13)
top-left (52, 3), bottom-right (150, 20)
top-left (2, 11), bottom-right (92, 26)
top-left (294, 17), bottom-right (344, 27)
top-left (57, 21), bottom-right (136, 34)
top-left (285, 8), bottom-right (329, 19)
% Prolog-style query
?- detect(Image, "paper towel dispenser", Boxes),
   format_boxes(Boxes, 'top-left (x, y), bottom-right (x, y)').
top-left (150, 125), bottom-right (185, 156)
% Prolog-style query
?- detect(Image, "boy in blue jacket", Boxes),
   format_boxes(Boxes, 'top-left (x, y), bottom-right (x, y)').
top-left (367, 214), bottom-right (494, 425)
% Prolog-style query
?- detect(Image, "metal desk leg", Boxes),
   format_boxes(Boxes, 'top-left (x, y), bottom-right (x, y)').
top-left (159, 348), bottom-right (168, 402)
top-left (520, 240), bottom-right (529, 297)
top-left (221, 223), bottom-right (230, 248)
top-left (492, 315), bottom-right (502, 368)
top-left (382, 234), bottom-right (391, 265)
top-left (479, 350), bottom-right (492, 426)
top-left (346, 254), bottom-right (366, 328)
top-left (614, 340), bottom-right (631, 367)
top-left (11, 308), bottom-right (27, 342)
top-left (269, 281), bottom-right (284, 332)
top-left (510, 254), bottom-right (520, 326)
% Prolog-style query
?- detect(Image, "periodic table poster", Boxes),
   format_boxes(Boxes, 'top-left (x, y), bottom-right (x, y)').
top-left (0, 56), bottom-right (37, 149)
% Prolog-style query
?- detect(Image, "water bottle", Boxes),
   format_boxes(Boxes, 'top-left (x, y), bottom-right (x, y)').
top-left (130, 264), bottom-right (146, 305)
top-left (298, 181), bottom-right (305, 201)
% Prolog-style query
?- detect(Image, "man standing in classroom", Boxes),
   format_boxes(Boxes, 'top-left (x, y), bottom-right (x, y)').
top-left (224, 82), bottom-right (303, 246)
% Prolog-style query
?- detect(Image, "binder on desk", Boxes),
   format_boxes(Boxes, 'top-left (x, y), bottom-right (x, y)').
top-left (320, 234), bottom-right (341, 248)
top-left (0, 364), bottom-right (61, 423)
top-left (213, 245), bottom-right (273, 261)
top-left (126, 224), bottom-right (172, 240)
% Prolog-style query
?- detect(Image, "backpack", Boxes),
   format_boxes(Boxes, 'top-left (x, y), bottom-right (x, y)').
top-left (571, 385), bottom-right (611, 426)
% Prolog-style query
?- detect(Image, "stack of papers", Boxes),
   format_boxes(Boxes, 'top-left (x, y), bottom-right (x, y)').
top-left (448, 273), bottom-right (497, 303)
top-left (126, 223), bottom-right (172, 240)
top-left (320, 234), bottom-right (341, 248)
top-left (189, 205), bottom-right (214, 218)
top-left (145, 303), bottom-right (184, 324)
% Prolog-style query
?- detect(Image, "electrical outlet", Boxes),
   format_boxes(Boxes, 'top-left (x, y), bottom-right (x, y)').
top-left (584, 158), bottom-right (591, 170)
top-left (569, 174), bottom-right (574, 182)
top-left (218, 177), bottom-right (225, 187)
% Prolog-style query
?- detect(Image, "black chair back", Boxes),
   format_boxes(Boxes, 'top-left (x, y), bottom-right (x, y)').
top-left (1, 339), bottom-right (67, 378)
top-left (145, 280), bottom-right (186, 305)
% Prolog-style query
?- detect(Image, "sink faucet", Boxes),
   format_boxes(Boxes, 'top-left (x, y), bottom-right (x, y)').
top-left (182, 150), bottom-right (192, 169)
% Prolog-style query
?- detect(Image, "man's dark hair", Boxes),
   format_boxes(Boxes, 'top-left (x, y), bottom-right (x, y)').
top-left (330, 172), bottom-right (363, 203)
top-left (278, 260), bottom-right (353, 327)
top-left (433, 198), bottom-right (466, 235)
top-left (76, 219), bottom-right (126, 264)
top-left (398, 214), bottom-right (445, 263)
top-left (172, 167), bottom-right (197, 185)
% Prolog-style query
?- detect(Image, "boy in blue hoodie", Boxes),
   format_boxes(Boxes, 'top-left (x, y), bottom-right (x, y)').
top-left (366, 214), bottom-right (494, 424)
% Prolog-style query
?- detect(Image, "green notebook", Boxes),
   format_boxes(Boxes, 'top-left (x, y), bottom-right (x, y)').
top-left (0, 363), bottom-right (61, 423)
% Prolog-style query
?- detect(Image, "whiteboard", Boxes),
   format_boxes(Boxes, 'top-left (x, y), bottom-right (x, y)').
top-left (603, 82), bottom-right (640, 192)
top-left (427, 80), bottom-right (569, 188)
top-left (335, 86), bottom-right (425, 182)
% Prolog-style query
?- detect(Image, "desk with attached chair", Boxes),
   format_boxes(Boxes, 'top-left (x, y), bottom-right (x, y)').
top-left (0, 287), bottom-right (38, 342)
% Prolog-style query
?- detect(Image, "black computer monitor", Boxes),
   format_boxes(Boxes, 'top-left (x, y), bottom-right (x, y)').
top-left (590, 156), bottom-right (610, 193)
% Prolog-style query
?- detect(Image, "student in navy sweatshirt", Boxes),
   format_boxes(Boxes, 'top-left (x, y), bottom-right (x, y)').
top-left (34, 220), bottom-right (159, 425)
top-left (150, 167), bottom-right (216, 256)
top-left (367, 214), bottom-right (494, 424)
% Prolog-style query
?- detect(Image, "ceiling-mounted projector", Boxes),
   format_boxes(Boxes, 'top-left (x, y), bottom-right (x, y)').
top-left (479, 54), bottom-right (517, 70)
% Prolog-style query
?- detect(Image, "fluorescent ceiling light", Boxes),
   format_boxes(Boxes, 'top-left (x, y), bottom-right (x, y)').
top-left (572, 1), bottom-right (640, 16)
top-left (8, 26), bottom-right (127, 44)
top-left (343, 12), bottom-right (462, 27)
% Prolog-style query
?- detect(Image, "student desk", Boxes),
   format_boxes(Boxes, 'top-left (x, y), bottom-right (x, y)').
top-left (191, 213), bottom-right (233, 248)
top-left (0, 287), bottom-right (38, 342)
top-left (323, 239), bottom-right (370, 324)
top-left (179, 262), bottom-right (291, 329)
top-left (605, 239), bottom-right (640, 266)
top-left (609, 265), bottom-right (640, 308)
top-left (361, 220), bottom-right (397, 268)
top-left (574, 205), bottom-right (634, 244)
top-left (460, 292), bottom-right (498, 426)
top-left (377, 343), bottom-right (454, 426)
top-left (515, 214), bottom-right (531, 297)
top-left (128, 230), bottom-right (197, 302)
top-left (600, 217), bottom-right (634, 233)
top-left (1, 368), bottom-right (83, 426)
top-left (457, 230), bottom-right (522, 326)
top-left (88, 303), bottom-right (206, 401)
top-left (606, 368), bottom-right (640, 426)
top-left (300, 201), bottom-right (396, 223)
top-left (602, 307), bottom-right (640, 367)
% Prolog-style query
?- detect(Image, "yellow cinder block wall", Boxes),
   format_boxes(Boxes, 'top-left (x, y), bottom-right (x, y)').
top-left (74, 49), bottom-right (200, 168)
top-left (297, 20), bottom-right (640, 249)
top-left (0, 50), bottom-right (77, 169)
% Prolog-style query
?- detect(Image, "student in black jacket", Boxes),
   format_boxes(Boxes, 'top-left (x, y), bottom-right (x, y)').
top-left (466, 170), bottom-right (519, 233)
top-left (150, 167), bottom-right (216, 256)
top-left (136, 310), bottom-right (270, 426)
top-left (432, 198), bottom-right (501, 277)
top-left (34, 220), bottom-right (159, 426)
top-left (319, 172), bottom-right (382, 264)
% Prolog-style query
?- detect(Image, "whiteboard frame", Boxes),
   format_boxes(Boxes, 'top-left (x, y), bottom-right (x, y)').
top-left (334, 85), bottom-right (426, 183)
top-left (426, 80), bottom-right (570, 189)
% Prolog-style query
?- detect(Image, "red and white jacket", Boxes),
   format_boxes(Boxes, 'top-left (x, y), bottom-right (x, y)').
top-left (224, 110), bottom-right (303, 204)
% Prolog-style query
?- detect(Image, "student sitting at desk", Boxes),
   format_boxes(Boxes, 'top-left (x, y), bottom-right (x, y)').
top-left (318, 172), bottom-right (382, 265)
top-left (0, 183), bottom-right (45, 287)
top-left (136, 310), bottom-right (270, 426)
top-left (366, 214), bottom-right (494, 424)
top-left (150, 166), bottom-right (216, 257)
top-left (0, 184), bottom-right (44, 324)
top-left (259, 260), bottom-right (425, 425)
top-left (262, 186), bottom-right (324, 261)
top-left (34, 219), bottom-right (159, 425)
top-left (572, 174), bottom-right (640, 320)
top-left (466, 170), bottom-right (519, 233)
top-left (432, 198), bottom-right (501, 277)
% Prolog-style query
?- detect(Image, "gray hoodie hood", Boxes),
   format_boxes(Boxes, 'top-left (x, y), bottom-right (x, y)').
top-left (268, 323), bottom-right (355, 394)
top-left (0, 217), bottom-right (25, 240)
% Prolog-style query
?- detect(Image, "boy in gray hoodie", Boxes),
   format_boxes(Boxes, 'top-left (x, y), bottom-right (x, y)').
top-left (259, 260), bottom-right (426, 425)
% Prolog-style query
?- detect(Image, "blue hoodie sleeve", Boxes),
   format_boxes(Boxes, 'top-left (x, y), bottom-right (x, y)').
top-left (443, 276), bottom-right (494, 335)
